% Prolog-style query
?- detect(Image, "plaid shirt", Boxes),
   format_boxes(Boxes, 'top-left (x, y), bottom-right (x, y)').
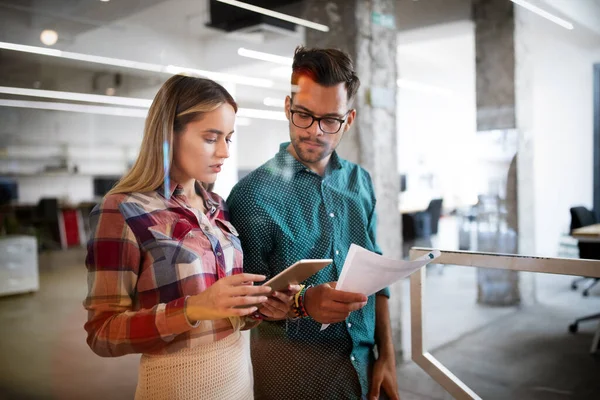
top-left (83, 182), bottom-right (244, 357)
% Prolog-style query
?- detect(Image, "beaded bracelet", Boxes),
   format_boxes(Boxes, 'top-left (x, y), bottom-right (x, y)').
top-left (292, 284), bottom-right (312, 318)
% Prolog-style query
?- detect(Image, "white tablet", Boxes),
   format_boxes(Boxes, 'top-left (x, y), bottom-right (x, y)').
top-left (262, 259), bottom-right (333, 292)
top-left (233, 259), bottom-right (333, 309)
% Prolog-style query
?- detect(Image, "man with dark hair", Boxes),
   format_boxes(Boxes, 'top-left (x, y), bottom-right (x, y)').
top-left (227, 46), bottom-right (399, 400)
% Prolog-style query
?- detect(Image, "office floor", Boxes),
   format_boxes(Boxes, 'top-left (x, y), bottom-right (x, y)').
top-left (397, 269), bottom-right (600, 400)
top-left (0, 246), bottom-right (599, 399)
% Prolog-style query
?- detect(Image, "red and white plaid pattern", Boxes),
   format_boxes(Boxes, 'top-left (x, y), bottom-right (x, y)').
top-left (83, 183), bottom-right (243, 357)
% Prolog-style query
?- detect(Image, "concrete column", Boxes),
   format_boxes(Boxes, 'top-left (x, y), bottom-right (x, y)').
top-left (473, 0), bottom-right (516, 131)
top-left (303, 0), bottom-right (402, 356)
top-left (473, 0), bottom-right (521, 306)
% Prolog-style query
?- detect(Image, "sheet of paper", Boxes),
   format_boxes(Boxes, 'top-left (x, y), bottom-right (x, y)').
top-left (320, 244), bottom-right (441, 331)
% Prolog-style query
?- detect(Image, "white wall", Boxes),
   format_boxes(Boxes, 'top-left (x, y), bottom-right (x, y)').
top-left (396, 21), bottom-right (478, 211)
top-left (236, 118), bottom-right (289, 170)
top-left (515, 7), bottom-right (600, 256)
top-left (17, 175), bottom-right (93, 204)
top-left (0, 106), bottom-right (144, 203)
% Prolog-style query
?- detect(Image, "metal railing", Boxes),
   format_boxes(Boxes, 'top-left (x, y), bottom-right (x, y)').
top-left (408, 247), bottom-right (600, 400)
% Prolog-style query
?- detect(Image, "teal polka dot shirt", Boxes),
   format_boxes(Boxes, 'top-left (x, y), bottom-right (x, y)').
top-left (227, 142), bottom-right (390, 399)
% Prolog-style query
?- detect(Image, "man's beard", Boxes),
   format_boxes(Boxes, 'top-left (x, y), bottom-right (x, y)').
top-left (292, 137), bottom-right (332, 164)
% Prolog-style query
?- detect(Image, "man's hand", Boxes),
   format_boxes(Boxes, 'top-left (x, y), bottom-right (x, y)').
top-left (370, 295), bottom-right (399, 400)
top-left (259, 284), bottom-right (302, 320)
top-left (368, 356), bottom-right (400, 400)
top-left (303, 282), bottom-right (368, 324)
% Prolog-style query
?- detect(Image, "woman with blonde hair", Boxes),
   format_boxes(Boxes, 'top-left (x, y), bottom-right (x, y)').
top-left (83, 75), bottom-right (295, 399)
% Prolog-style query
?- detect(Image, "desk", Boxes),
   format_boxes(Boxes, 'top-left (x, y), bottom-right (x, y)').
top-left (570, 223), bottom-right (600, 353)
top-left (572, 223), bottom-right (600, 243)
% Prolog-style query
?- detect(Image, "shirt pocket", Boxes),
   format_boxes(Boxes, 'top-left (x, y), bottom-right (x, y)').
top-left (147, 219), bottom-right (202, 265)
top-left (215, 219), bottom-right (242, 250)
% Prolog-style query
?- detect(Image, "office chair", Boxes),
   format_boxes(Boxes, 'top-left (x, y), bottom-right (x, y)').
top-left (33, 198), bottom-right (61, 250)
top-left (402, 211), bottom-right (430, 242)
top-left (427, 198), bottom-right (444, 235)
top-left (570, 206), bottom-right (600, 296)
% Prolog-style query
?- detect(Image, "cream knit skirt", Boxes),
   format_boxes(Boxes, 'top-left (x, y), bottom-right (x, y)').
top-left (135, 330), bottom-right (253, 400)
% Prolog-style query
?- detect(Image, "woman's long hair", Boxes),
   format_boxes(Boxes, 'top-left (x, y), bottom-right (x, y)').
top-left (108, 75), bottom-right (237, 195)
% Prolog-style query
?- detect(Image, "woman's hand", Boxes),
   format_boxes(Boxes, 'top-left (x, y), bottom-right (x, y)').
top-left (185, 273), bottom-right (272, 322)
top-left (259, 284), bottom-right (302, 320)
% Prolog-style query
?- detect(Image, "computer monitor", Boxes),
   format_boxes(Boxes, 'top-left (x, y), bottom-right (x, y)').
top-left (93, 177), bottom-right (120, 198)
top-left (399, 174), bottom-right (407, 192)
top-left (0, 178), bottom-right (18, 205)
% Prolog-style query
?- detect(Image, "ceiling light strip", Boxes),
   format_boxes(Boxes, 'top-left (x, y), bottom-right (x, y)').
top-left (0, 92), bottom-right (287, 121)
top-left (0, 41), bottom-right (275, 88)
top-left (0, 99), bottom-right (148, 118)
top-left (0, 86), bottom-right (152, 107)
top-left (238, 48), bottom-right (293, 66)
top-left (510, 0), bottom-right (574, 30)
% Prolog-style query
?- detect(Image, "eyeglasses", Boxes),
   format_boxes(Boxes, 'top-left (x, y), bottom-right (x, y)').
top-left (289, 107), bottom-right (352, 134)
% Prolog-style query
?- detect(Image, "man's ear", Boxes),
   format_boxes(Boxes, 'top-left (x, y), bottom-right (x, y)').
top-left (285, 95), bottom-right (292, 120)
top-left (343, 109), bottom-right (357, 133)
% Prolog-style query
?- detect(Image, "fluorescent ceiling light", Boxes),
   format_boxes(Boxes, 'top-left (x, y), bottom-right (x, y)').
top-left (0, 41), bottom-right (275, 88)
top-left (0, 86), bottom-right (287, 121)
top-left (0, 99), bottom-right (147, 118)
top-left (510, 0), bottom-right (574, 30)
top-left (238, 48), bottom-right (293, 66)
top-left (217, 0), bottom-right (329, 32)
top-left (397, 79), bottom-right (454, 97)
top-left (0, 86), bottom-right (152, 107)
top-left (263, 97), bottom-right (285, 108)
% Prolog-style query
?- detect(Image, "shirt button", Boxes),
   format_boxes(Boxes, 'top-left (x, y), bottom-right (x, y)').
top-left (350, 356), bottom-right (355, 361)
top-left (217, 252), bottom-right (222, 256)
top-left (329, 212), bottom-right (335, 218)
top-left (347, 322), bottom-right (352, 328)
top-left (335, 250), bottom-right (339, 255)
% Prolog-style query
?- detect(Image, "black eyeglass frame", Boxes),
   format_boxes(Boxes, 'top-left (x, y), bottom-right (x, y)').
top-left (288, 105), bottom-right (353, 134)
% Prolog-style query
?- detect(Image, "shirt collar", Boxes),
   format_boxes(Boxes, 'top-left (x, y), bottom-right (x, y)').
top-left (276, 142), bottom-right (343, 176)
top-left (158, 180), bottom-right (220, 214)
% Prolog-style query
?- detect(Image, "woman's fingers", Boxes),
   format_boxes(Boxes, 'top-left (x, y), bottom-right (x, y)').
top-left (229, 284), bottom-right (272, 297)
top-left (225, 295), bottom-right (269, 308)
top-left (230, 306), bottom-right (259, 317)
top-left (225, 273), bottom-right (266, 285)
